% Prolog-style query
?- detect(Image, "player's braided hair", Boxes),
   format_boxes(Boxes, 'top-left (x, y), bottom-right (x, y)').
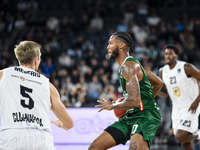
top-left (112, 31), bottom-right (133, 49)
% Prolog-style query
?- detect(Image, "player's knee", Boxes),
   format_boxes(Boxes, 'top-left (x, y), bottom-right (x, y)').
top-left (175, 134), bottom-right (185, 143)
top-left (88, 143), bottom-right (98, 150)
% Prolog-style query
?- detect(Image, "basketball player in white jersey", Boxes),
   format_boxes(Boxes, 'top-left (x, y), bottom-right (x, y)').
top-left (0, 41), bottom-right (74, 149)
top-left (159, 44), bottom-right (200, 150)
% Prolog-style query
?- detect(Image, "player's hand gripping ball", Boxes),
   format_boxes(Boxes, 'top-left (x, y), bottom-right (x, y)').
top-left (114, 97), bottom-right (126, 119)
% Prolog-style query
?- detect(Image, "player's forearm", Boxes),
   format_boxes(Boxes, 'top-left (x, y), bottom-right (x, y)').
top-left (112, 97), bottom-right (140, 110)
top-left (158, 90), bottom-right (168, 99)
top-left (152, 84), bottom-right (163, 98)
top-left (194, 94), bottom-right (200, 104)
top-left (61, 121), bottom-right (74, 130)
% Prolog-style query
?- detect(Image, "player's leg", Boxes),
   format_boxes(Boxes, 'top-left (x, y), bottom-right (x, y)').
top-left (129, 133), bottom-right (149, 150)
top-left (172, 106), bottom-right (199, 146)
top-left (88, 131), bottom-right (116, 150)
top-left (175, 129), bottom-right (198, 143)
top-left (182, 142), bottom-right (193, 150)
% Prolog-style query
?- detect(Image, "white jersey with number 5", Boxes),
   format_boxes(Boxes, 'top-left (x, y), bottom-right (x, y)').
top-left (162, 60), bottom-right (199, 109)
top-left (0, 66), bottom-right (52, 132)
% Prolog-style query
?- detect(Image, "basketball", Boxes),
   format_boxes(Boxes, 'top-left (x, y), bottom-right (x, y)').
top-left (113, 97), bottom-right (126, 119)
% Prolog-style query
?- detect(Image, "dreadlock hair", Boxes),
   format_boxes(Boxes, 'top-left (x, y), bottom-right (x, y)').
top-left (112, 31), bottom-right (133, 50)
top-left (165, 44), bottom-right (179, 55)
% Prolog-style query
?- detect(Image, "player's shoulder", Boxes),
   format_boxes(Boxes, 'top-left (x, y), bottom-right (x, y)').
top-left (177, 60), bottom-right (187, 65)
top-left (40, 73), bottom-right (49, 81)
top-left (123, 60), bottom-right (138, 70)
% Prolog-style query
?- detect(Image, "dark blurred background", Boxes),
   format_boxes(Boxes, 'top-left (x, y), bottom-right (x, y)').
top-left (1, 0), bottom-right (200, 148)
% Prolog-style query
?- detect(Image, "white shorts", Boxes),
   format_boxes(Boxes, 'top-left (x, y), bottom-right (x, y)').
top-left (0, 129), bottom-right (55, 150)
top-left (172, 105), bottom-right (200, 135)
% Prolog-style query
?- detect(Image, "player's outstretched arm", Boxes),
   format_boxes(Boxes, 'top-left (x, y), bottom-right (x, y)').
top-left (158, 68), bottom-right (168, 98)
top-left (50, 82), bottom-right (74, 130)
top-left (144, 68), bottom-right (163, 98)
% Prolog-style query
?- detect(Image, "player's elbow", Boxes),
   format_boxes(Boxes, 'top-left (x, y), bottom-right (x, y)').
top-left (135, 101), bottom-right (140, 108)
top-left (69, 119), bottom-right (74, 129)
top-left (156, 80), bottom-right (164, 88)
top-left (63, 118), bottom-right (74, 130)
top-left (132, 98), bottom-right (140, 108)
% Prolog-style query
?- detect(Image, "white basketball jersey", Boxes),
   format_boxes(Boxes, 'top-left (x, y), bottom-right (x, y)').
top-left (0, 66), bottom-right (52, 132)
top-left (162, 61), bottom-right (199, 109)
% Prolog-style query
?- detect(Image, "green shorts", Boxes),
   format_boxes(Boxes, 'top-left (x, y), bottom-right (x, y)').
top-left (108, 108), bottom-right (161, 147)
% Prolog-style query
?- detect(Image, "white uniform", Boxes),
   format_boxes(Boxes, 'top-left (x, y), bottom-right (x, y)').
top-left (0, 66), bottom-right (55, 150)
top-left (162, 60), bottom-right (200, 134)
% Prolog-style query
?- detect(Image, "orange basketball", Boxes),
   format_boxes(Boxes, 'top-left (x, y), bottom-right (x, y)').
top-left (113, 97), bottom-right (126, 119)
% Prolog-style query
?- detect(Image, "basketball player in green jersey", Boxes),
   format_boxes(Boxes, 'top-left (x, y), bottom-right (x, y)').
top-left (89, 31), bottom-right (163, 150)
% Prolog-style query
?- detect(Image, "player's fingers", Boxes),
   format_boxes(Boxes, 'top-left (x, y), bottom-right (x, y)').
top-left (95, 104), bottom-right (103, 107)
top-left (97, 100), bottom-right (104, 104)
top-left (103, 98), bottom-right (108, 102)
top-left (98, 108), bottom-right (104, 112)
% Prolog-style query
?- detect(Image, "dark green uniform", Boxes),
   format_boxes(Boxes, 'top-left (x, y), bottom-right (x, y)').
top-left (109, 56), bottom-right (161, 147)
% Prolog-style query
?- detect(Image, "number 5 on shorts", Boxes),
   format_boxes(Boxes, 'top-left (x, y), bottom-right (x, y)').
top-left (132, 124), bottom-right (138, 134)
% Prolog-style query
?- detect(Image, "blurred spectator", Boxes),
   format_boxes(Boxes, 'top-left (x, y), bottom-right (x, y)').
top-left (87, 75), bottom-right (103, 106)
top-left (62, 76), bottom-right (74, 92)
top-left (70, 69), bottom-right (80, 84)
top-left (130, 21), bottom-right (140, 34)
top-left (78, 59), bottom-right (89, 76)
top-left (17, 0), bottom-right (27, 12)
top-left (79, 76), bottom-right (89, 90)
top-left (68, 84), bottom-right (87, 107)
top-left (99, 84), bottom-right (116, 101)
top-left (85, 67), bottom-right (94, 83)
top-left (121, 0), bottom-right (136, 24)
top-left (6, 16), bottom-right (14, 33)
top-left (147, 27), bottom-right (158, 45)
top-left (146, 44), bottom-right (158, 62)
top-left (136, 1), bottom-right (148, 25)
top-left (78, 11), bottom-right (89, 32)
top-left (90, 58), bottom-right (99, 74)
top-left (46, 15), bottom-right (59, 31)
top-left (14, 15), bottom-right (26, 30)
top-left (58, 52), bottom-right (71, 68)
top-left (48, 36), bottom-right (59, 50)
top-left (134, 41), bottom-right (148, 61)
top-left (60, 87), bottom-right (69, 106)
top-left (147, 12), bottom-right (161, 27)
top-left (116, 19), bottom-right (129, 32)
top-left (111, 61), bottom-right (119, 84)
top-left (175, 19), bottom-right (184, 32)
top-left (58, 69), bottom-right (68, 85)
top-left (134, 25), bottom-right (148, 43)
top-left (89, 12), bottom-right (104, 32)
top-left (59, 15), bottom-right (73, 36)
top-left (42, 57), bottom-right (56, 77)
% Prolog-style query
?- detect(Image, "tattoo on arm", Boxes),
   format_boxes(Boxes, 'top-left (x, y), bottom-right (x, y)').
top-left (113, 62), bottom-right (140, 110)
top-left (129, 142), bottom-right (137, 150)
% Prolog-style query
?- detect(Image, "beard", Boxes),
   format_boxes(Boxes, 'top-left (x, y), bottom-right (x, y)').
top-left (109, 47), bottom-right (119, 60)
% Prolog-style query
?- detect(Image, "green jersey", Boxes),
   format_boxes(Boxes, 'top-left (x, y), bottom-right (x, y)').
top-left (119, 56), bottom-right (158, 113)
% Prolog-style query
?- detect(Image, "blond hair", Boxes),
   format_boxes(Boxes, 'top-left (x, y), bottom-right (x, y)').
top-left (14, 41), bottom-right (41, 64)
